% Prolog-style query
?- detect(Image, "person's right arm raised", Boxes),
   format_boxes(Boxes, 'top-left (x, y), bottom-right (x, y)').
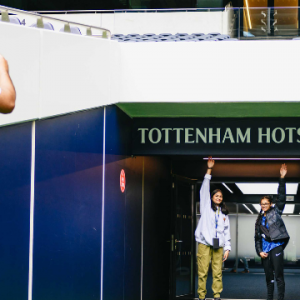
top-left (199, 157), bottom-right (214, 214)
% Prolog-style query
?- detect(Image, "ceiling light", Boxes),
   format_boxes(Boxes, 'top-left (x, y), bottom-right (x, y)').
top-left (283, 204), bottom-right (295, 214)
top-left (252, 204), bottom-right (261, 213)
top-left (235, 183), bottom-right (298, 195)
top-left (222, 183), bottom-right (233, 194)
top-left (243, 204), bottom-right (253, 214)
top-left (251, 204), bottom-right (294, 214)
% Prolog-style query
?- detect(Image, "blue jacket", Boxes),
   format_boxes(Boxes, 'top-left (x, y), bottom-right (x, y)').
top-left (254, 178), bottom-right (290, 256)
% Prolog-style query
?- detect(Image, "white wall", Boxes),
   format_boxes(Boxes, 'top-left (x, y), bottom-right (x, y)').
top-left (43, 13), bottom-right (103, 29)
top-left (0, 22), bottom-right (112, 126)
top-left (281, 216), bottom-right (300, 261)
top-left (117, 40), bottom-right (300, 102)
top-left (113, 11), bottom-right (224, 35)
top-left (0, 22), bottom-right (40, 126)
top-left (42, 11), bottom-right (226, 35)
top-left (223, 7), bottom-right (236, 36)
top-left (39, 30), bottom-right (111, 118)
top-left (236, 215), bottom-right (256, 258)
top-left (1, 19), bottom-right (300, 127)
top-left (234, 214), bottom-right (300, 261)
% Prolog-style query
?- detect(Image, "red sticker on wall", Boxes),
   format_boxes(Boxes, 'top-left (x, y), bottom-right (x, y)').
top-left (120, 169), bottom-right (126, 193)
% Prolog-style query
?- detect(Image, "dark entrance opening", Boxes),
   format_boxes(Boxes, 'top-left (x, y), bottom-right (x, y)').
top-left (168, 157), bottom-right (300, 300)
top-left (121, 105), bottom-right (300, 300)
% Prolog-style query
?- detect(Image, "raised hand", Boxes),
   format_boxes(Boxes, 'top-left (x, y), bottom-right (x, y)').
top-left (280, 163), bottom-right (287, 179)
top-left (206, 156), bottom-right (215, 175)
top-left (207, 156), bottom-right (215, 169)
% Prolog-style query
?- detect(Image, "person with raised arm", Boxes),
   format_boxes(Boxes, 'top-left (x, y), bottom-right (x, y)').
top-left (195, 157), bottom-right (231, 300)
top-left (255, 164), bottom-right (289, 300)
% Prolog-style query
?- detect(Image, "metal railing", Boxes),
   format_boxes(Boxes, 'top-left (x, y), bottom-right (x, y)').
top-left (0, 5), bottom-right (111, 38)
top-left (3, 5), bottom-right (299, 40)
top-left (34, 7), bottom-right (300, 40)
top-left (34, 8), bottom-right (227, 14)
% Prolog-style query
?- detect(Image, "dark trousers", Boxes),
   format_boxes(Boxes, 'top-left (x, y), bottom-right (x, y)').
top-left (262, 245), bottom-right (285, 300)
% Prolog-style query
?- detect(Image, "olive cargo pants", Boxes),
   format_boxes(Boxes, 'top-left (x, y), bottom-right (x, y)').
top-left (197, 243), bottom-right (223, 299)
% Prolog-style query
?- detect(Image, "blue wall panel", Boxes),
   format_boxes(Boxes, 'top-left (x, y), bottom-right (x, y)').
top-left (103, 105), bottom-right (132, 300)
top-left (104, 105), bottom-right (171, 300)
top-left (103, 155), bottom-right (143, 300)
top-left (33, 108), bottom-right (104, 300)
top-left (106, 105), bottom-right (132, 159)
top-left (0, 122), bottom-right (32, 300)
top-left (104, 105), bottom-right (143, 300)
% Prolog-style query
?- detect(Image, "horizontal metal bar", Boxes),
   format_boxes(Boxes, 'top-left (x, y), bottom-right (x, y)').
top-left (33, 6), bottom-right (300, 14)
top-left (34, 8), bottom-right (228, 13)
top-left (0, 5), bottom-right (111, 34)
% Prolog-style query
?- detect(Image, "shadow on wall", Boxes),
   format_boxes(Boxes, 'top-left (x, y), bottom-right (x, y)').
top-left (104, 154), bottom-right (172, 300)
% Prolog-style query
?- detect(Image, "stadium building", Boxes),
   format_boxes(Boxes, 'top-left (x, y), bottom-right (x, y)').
top-left (0, 1), bottom-right (300, 299)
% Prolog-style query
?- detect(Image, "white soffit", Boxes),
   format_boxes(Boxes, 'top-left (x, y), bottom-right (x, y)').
top-left (252, 204), bottom-right (295, 214)
top-left (252, 204), bottom-right (261, 213)
top-left (235, 183), bottom-right (298, 195)
top-left (283, 204), bottom-right (295, 214)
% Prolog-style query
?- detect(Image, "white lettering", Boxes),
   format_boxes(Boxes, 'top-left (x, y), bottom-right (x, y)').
top-left (222, 128), bottom-right (235, 143)
top-left (196, 128), bottom-right (207, 143)
top-left (185, 128), bottom-right (194, 144)
top-left (236, 128), bottom-right (251, 143)
top-left (285, 127), bottom-right (296, 143)
top-left (149, 128), bottom-right (162, 144)
top-left (297, 128), bottom-right (300, 143)
top-left (173, 128), bottom-right (184, 143)
top-left (272, 127), bottom-right (285, 144)
top-left (138, 128), bottom-right (149, 144)
top-left (258, 128), bottom-right (270, 143)
top-left (162, 128), bottom-right (172, 143)
top-left (209, 128), bottom-right (221, 143)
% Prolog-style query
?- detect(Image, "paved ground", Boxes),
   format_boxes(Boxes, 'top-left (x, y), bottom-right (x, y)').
top-left (195, 268), bottom-right (300, 299)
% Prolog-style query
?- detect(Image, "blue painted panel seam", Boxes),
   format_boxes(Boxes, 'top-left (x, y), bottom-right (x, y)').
top-left (28, 121), bottom-right (36, 300)
top-left (140, 158), bottom-right (144, 300)
top-left (100, 107), bottom-right (106, 300)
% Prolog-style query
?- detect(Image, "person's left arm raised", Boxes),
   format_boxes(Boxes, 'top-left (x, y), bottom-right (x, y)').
top-left (277, 163), bottom-right (287, 213)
